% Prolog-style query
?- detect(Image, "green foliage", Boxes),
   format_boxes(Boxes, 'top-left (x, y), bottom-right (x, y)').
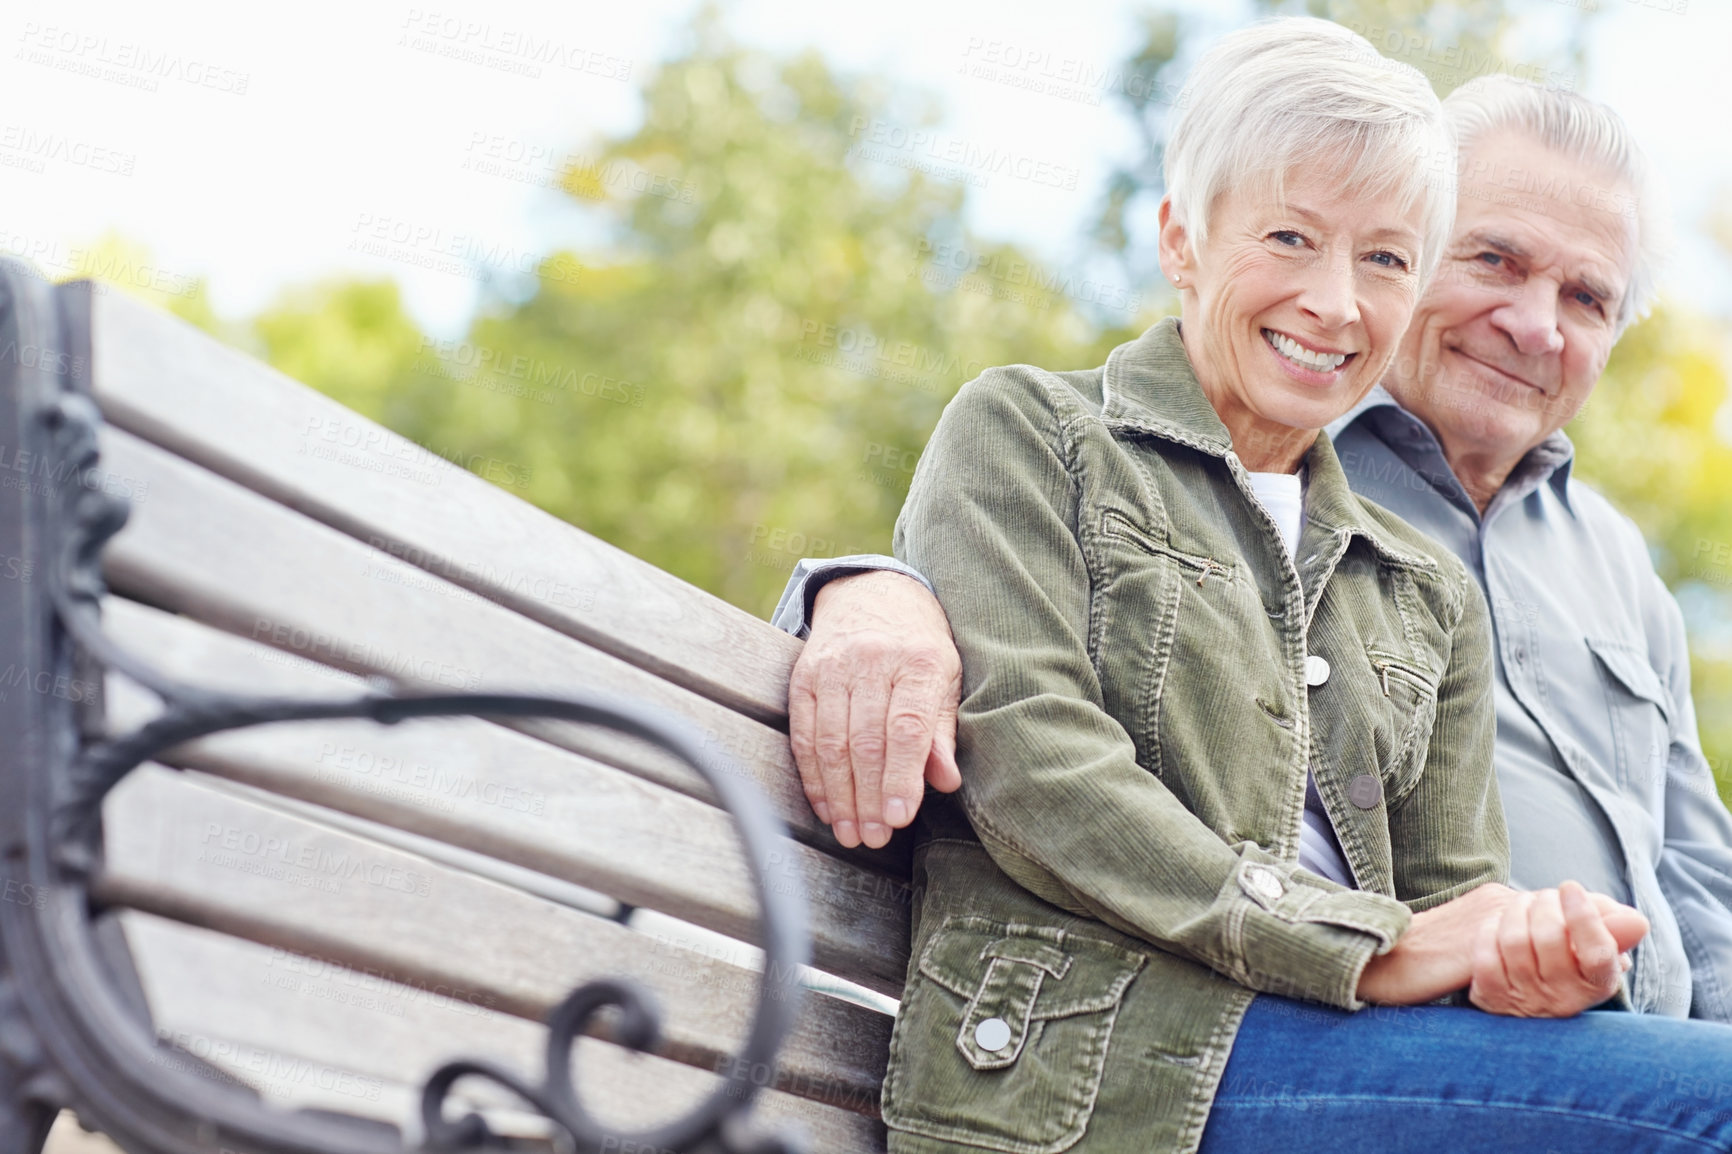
top-left (253, 280), bottom-right (442, 436)
top-left (298, 18), bottom-right (1153, 613)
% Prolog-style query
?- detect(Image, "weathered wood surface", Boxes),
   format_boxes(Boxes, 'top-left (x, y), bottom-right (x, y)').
top-left (89, 289), bottom-right (801, 728)
top-left (96, 426), bottom-right (787, 818)
top-left (96, 425), bottom-right (912, 883)
top-left (95, 765), bottom-right (894, 1113)
top-left (80, 290), bottom-right (913, 1151)
top-left (121, 913), bottom-right (886, 1150)
top-left (101, 598), bottom-right (912, 996)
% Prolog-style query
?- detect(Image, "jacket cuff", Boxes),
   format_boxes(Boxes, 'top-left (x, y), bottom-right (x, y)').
top-left (768, 554), bottom-right (936, 638)
top-left (1224, 860), bottom-right (1412, 1011)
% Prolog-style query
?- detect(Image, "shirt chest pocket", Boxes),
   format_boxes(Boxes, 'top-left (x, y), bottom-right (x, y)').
top-left (1364, 647), bottom-right (1440, 805)
top-left (1586, 637), bottom-right (1673, 796)
top-left (881, 916), bottom-right (1147, 1154)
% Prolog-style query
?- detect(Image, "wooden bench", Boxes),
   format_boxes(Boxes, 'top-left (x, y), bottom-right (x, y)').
top-left (0, 265), bottom-right (911, 1152)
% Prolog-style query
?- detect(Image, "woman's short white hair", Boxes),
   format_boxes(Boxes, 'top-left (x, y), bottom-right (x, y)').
top-left (1443, 74), bottom-right (1663, 331)
top-left (1165, 17), bottom-right (1456, 285)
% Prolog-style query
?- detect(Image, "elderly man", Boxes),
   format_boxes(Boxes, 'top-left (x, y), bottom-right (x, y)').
top-left (771, 73), bottom-right (1732, 1020)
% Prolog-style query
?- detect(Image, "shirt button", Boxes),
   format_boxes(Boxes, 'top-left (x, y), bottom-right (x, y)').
top-left (1513, 647), bottom-right (1527, 665)
top-left (1349, 774), bottom-right (1384, 809)
top-left (1304, 655), bottom-right (1331, 687)
top-left (975, 1017), bottom-right (1013, 1052)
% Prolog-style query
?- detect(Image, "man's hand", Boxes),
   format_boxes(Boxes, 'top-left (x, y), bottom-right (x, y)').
top-left (1467, 881), bottom-right (1647, 1017)
top-left (1356, 880), bottom-right (1647, 1016)
top-left (787, 571), bottom-right (962, 849)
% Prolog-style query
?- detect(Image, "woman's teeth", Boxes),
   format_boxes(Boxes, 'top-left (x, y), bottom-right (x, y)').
top-left (1263, 329), bottom-right (1348, 371)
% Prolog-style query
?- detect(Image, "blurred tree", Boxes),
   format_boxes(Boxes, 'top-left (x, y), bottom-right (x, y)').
top-left (251, 279), bottom-right (446, 440)
top-left (59, 3), bottom-right (1728, 802)
top-left (311, 11), bottom-right (1152, 613)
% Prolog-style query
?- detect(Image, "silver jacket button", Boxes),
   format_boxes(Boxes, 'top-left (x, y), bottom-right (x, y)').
top-left (1244, 864), bottom-right (1285, 903)
top-left (975, 1017), bottom-right (1013, 1052)
top-left (1304, 654), bottom-right (1331, 687)
top-left (1349, 774), bottom-right (1384, 809)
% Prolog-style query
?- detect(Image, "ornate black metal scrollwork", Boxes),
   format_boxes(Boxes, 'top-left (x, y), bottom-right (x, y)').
top-left (0, 265), bottom-right (813, 1154)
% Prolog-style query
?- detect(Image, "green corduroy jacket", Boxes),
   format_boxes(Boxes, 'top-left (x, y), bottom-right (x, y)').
top-left (882, 317), bottom-right (1509, 1154)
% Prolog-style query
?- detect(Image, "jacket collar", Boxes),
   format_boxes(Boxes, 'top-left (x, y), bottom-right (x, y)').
top-left (1101, 317), bottom-right (1234, 454)
top-left (1103, 318), bottom-right (1439, 574)
top-left (1301, 427), bottom-right (1440, 575)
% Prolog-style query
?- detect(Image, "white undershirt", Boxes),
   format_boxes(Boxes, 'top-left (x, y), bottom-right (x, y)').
top-left (1245, 471), bottom-right (1304, 563)
top-left (1244, 469), bottom-right (1358, 890)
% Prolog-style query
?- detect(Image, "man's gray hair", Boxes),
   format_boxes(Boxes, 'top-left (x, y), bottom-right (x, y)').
top-left (1165, 16), bottom-right (1456, 285)
top-left (1443, 74), bottom-right (1662, 330)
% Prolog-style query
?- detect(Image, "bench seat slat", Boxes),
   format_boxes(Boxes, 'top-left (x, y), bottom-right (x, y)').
top-left (89, 290), bottom-right (799, 728)
top-left (102, 598), bottom-right (911, 997)
top-left (96, 766), bottom-right (893, 1114)
top-left (122, 913), bottom-right (886, 1150)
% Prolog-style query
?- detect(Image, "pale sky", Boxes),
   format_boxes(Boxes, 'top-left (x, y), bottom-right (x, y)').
top-left (2, 0), bottom-right (1727, 338)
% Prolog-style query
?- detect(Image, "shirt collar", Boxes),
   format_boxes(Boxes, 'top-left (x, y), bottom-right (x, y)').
top-left (1328, 384), bottom-right (1578, 518)
top-left (1102, 319), bottom-right (1442, 574)
top-left (1515, 431), bottom-right (1577, 514)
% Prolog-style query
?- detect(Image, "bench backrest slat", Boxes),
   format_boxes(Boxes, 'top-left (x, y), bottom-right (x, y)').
top-left (100, 426), bottom-right (817, 842)
top-left (90, 290), bottom-right (800, 729)
top-left (70, 289), bottom-right (913, 1153)
top-left (104, 598), bottom-right (911, 997)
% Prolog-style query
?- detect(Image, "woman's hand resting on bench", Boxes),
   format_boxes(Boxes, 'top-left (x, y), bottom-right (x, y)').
top-left (1357, 879), bottom-right (1648, 1016)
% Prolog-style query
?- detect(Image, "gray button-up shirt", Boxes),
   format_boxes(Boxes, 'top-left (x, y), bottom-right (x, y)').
top-left (1327, 388), bottom-right (1732, 1019)
top-left (772, 385), bottom-right (1732, 1020)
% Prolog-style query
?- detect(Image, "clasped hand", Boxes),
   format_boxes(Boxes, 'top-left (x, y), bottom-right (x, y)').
top-left (1357, 880), bottom-right (1648, 1017)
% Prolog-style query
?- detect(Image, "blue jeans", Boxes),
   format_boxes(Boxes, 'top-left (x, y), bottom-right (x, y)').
top-left (1199, 995), bottom-right (1732, 1152)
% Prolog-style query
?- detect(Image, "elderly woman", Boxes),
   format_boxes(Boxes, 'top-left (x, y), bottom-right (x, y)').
top-left (869, 17), bottom-right (1730, 1154)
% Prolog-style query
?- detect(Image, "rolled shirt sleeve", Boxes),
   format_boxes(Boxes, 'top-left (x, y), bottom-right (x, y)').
top-left (769, 555), bottom-right (935, 638)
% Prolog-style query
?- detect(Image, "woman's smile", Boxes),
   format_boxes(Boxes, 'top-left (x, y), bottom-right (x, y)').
top-left (1261, 327), bottom-right (1359, 384)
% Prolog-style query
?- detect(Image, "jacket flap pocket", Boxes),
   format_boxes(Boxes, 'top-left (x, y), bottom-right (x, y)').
top-left (919, 918), bottom-right (1148, 1073)
top-left (983, 936), bottom-right (1072, 978)
top-left (956, 955), bottom-right (1046, 1069)
top-left (918, 917), bottom-right (1147, 1012)
top-left (1586, 637), bottom-right (1672, 719)
top-left (1028, 934), bottom-right (1147, 1019)
top-left (917, 916), bottom-right (1008, 997)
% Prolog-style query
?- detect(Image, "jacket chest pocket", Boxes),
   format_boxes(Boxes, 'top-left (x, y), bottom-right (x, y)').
top-left (1364, 648), bottom-right (1439, 805)
top-left (1587, 638), bottom-right (1672, 797)
top-left (1094, 510), bottom-right (1252, 784)
top-left (882, 916), bottom-right (1147, 1154)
